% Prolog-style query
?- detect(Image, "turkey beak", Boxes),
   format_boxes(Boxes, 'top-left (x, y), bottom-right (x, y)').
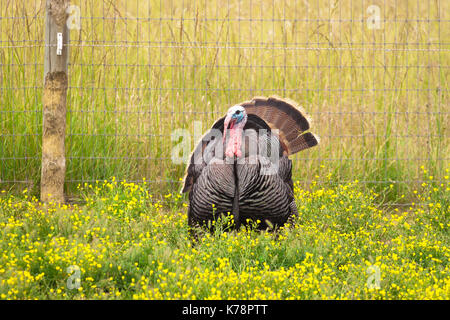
top-left (228, 118), bottom-right (237, 129)
top-left (223, 115), bottom-right (234, 143)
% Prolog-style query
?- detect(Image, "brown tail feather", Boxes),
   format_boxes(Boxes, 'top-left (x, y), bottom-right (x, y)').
top-left (288, 132), bottom-right (320, 154)
top-left (239, 95), bottom-right (319, 155)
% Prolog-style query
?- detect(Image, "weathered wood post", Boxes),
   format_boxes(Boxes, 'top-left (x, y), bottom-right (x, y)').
top-left (41, 0), bottom-right (69, 203)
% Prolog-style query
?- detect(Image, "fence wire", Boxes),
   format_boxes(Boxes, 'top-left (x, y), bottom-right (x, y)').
top-left (0, 0), bottom-right (449, 202)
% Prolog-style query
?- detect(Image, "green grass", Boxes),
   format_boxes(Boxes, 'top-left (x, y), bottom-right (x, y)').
top-left (0, 1), bottom-right (449, 202)
top-left (1, 0), bottom-right (449, 302)
top-left (0, 168), bottom-right (448, 299)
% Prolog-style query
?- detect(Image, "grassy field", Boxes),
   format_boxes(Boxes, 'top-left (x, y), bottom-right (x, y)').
top-left (0, 0), bottom-right (449, 201)
top-left (0, 0), bottom-right (449, 301)
top-left (0, 166), bottom-right (448, 299)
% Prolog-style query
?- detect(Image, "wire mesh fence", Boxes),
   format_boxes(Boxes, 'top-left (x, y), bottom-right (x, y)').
top-left (0, 0), bottom-right (449, 203)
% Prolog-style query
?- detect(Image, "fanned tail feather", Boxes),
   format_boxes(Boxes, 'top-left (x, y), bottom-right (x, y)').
top-left (239, 95), bottom-right (319, 155)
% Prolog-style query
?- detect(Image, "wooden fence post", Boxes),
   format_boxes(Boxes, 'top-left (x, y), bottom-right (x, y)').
top-left (41, 0), bottom-right (69, 203)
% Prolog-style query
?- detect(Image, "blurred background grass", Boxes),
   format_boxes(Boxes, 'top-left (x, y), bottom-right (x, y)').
top-left (0, 0), bottom-right (449, 203)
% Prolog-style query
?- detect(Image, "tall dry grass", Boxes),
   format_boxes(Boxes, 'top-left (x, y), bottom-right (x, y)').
top-left (0, 0), bottom-right (449, 202)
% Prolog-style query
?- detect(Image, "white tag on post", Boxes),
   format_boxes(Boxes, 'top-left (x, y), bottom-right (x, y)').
top-left (56, 32), bottom-right (63, 56)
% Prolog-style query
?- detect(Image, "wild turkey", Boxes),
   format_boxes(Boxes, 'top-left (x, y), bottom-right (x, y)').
top-left (181, 96), bottom-right (319, 230)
